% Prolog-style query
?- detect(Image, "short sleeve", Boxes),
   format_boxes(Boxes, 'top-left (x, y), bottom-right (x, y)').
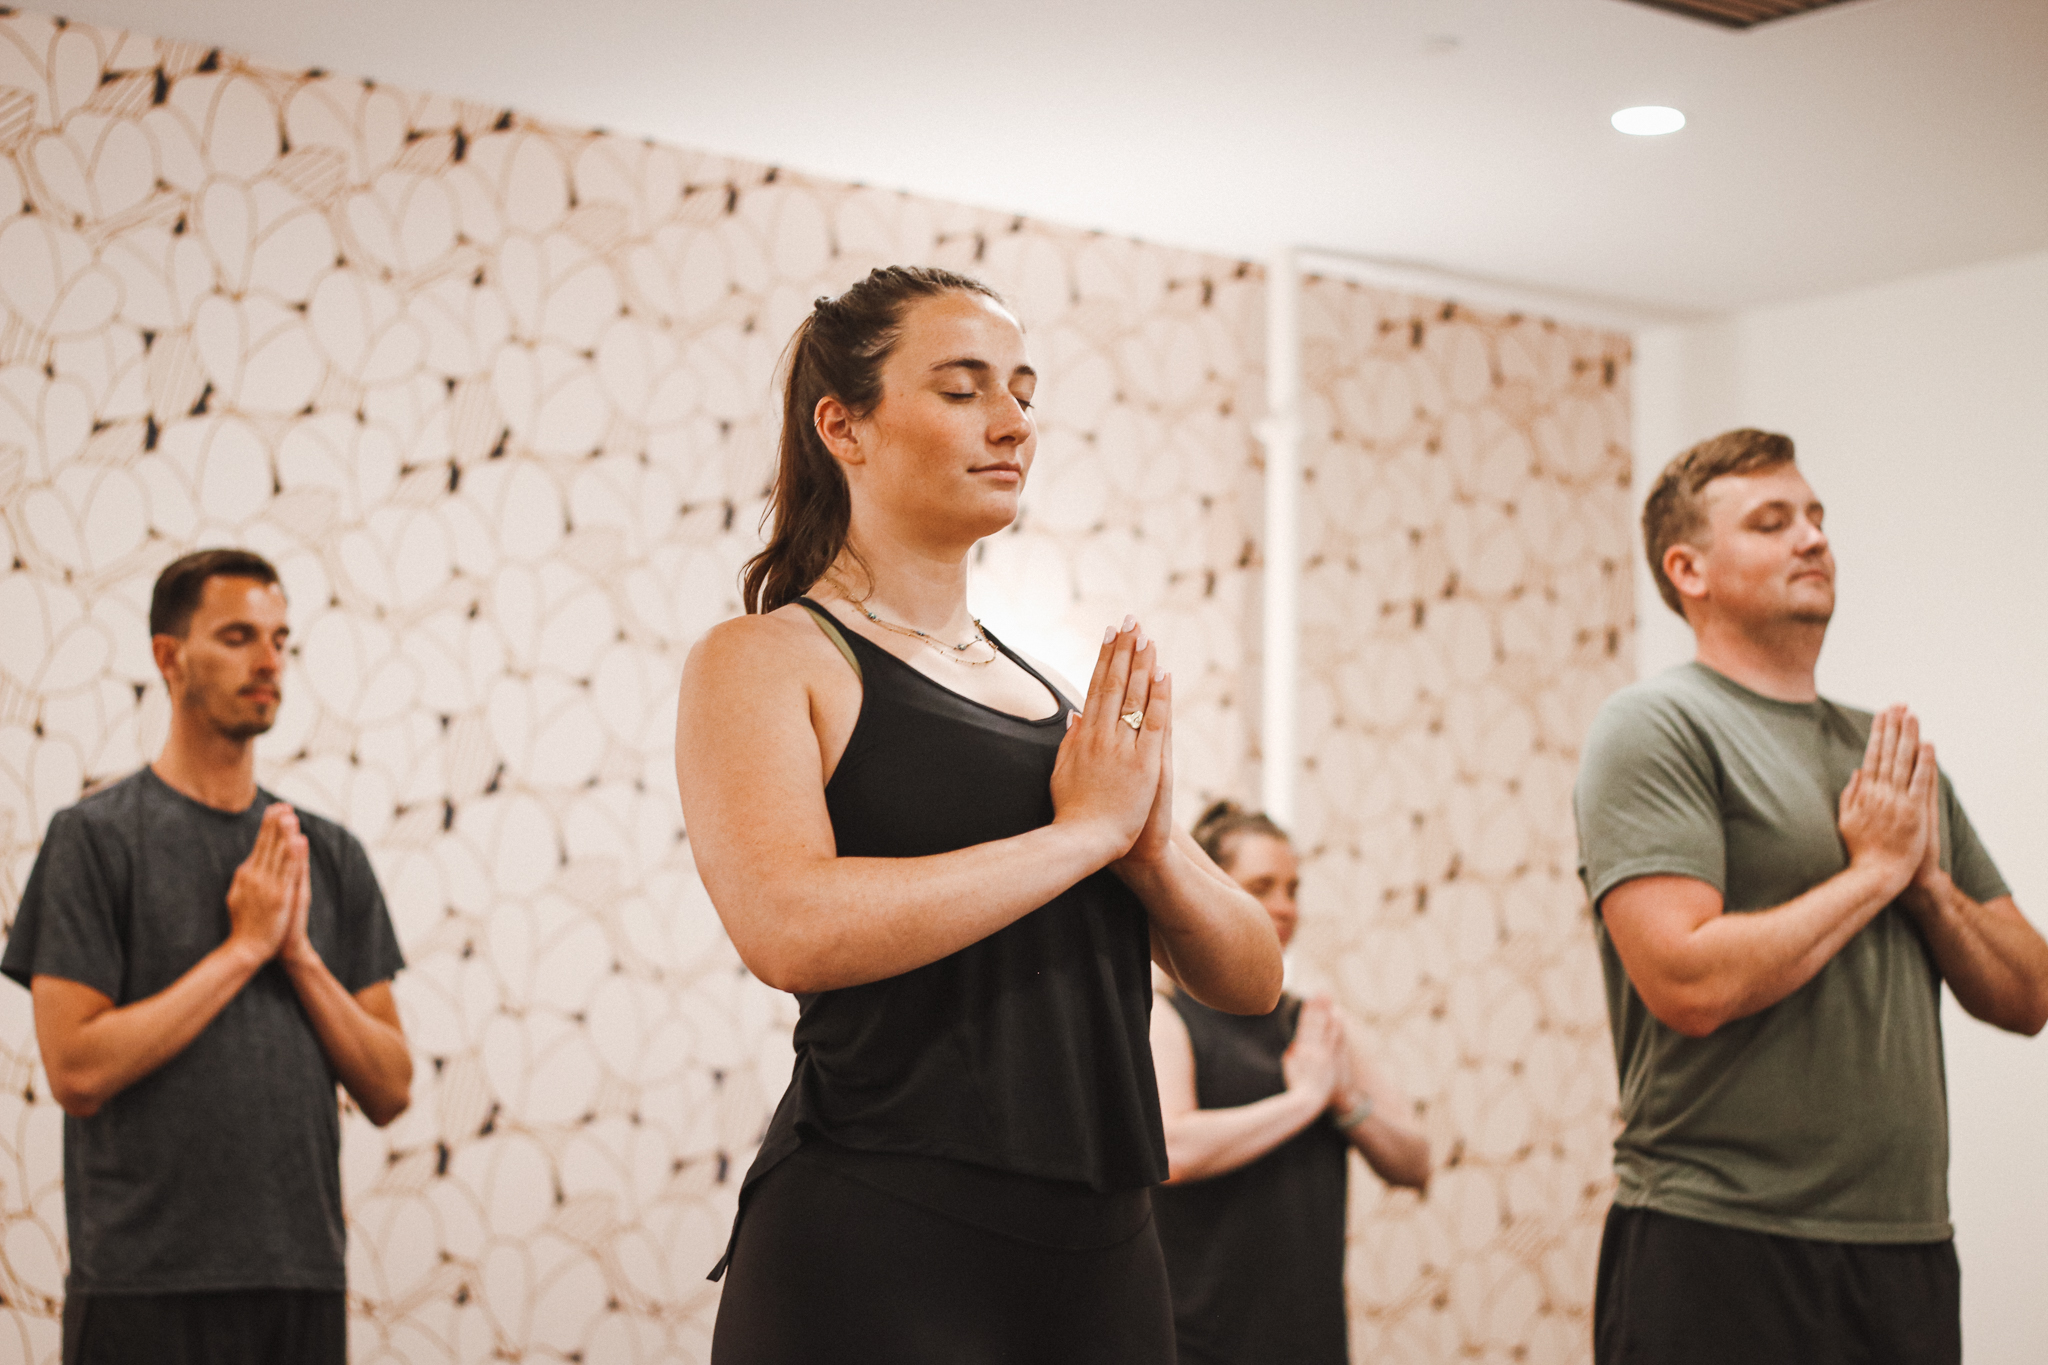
top-left (2, 808), bottom-right (127, 998)
top-left (1575, 687), bottom-right (1727, 912)
top-left (1942, 778), bottom-right (2010, 906)
top-left (331, 828), bottom-right (405, 993)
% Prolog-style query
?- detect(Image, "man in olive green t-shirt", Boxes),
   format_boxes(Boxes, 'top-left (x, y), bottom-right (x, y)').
top-left (1574, 429), bottom-right (2048, 1365)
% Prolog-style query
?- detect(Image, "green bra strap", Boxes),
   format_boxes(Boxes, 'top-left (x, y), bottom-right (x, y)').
top-left (798, 600), bottom-right (862, 680)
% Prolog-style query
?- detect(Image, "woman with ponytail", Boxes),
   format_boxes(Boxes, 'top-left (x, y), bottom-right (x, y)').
top-left (1150, 801), bottom-right (1432, 1365)
top-left (675, 267), bottom-right (1282, 1362)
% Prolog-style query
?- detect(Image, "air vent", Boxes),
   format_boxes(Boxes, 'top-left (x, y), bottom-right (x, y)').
top-left (1617, 0), bottom-right (1865, 28)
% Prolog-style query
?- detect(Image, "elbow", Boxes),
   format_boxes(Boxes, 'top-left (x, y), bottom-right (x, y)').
top-left (1655, 1007), bottom-right (1724, 1040)
top-left (1401, 1141), bottom-right (1434, 1194)
top-left (739, 943), bottom-right (825, 996)
top-left (1227, 974), bottom-right (1283, 1018)
top-left (1645, 993), bottom-right (1730, 1039)
top-left (2023, 974), bottom-right (2048, 1037)
top-left (45, 1066), bottom-right (108, 1119)
top-left (364, 1081), bottom-right (412, 1128)
top-left (2003, 988), bottom-right (2048, 1038)
top-left (731, 919), bottom-right (857, 995)
top-left (358, 1053), bottom-right (415, 1128)
top-left (1206, 945), bottom-right (1286, 1017)
top-left (1158, 1129), bottom-right (1211, 1186)
top-left (369, 1058), bottom-right (416, 1128)
top-left (53, 1089), bottom-right (102, 1120)
top-left (1637, 976), bottom-right (1740, 1039)
top-left (364, 1094), bottom-right (409, 1127)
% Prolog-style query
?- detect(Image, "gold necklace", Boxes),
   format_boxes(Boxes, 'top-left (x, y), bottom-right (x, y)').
top-left (826, 575), bottom-right (998, 667)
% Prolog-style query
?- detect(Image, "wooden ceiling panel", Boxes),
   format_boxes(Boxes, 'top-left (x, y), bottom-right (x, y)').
top-left (1618, 0), bottom-right (1867, 28)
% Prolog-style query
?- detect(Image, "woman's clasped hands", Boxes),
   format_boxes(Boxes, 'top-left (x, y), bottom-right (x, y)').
top-left (1050, 615), bottom-right (1176, 874)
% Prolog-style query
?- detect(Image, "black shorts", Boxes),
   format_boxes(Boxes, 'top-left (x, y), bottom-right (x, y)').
top-left (62, 1288), bottom-right (345, 1365)
top-left (712, 1142), bottom-right (1175, 1365)
top-left (1595, 1204), bottom-right (1960, 1365)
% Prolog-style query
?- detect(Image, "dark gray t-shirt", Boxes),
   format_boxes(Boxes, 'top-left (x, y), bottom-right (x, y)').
top-left (2, 767), bottom-right (405, 1293)
top-left (1575, 664), bottom-right (2008, 1243)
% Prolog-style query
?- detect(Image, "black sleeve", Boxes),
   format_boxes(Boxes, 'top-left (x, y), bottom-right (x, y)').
top-left (332, 828), bottom-right (405, 993)
top-left (2, 807), bottom-right (127, 999)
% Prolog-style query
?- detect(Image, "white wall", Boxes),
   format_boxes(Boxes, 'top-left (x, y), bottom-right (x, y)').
top-left (1632, 248), bottom-right (2048, 1363)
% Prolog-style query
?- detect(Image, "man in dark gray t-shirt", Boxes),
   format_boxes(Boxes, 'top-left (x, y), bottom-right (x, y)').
top-left (1574, 430), bottom-right (2048, 1365)
top-left (2, 549), bottom-right (411, 1365)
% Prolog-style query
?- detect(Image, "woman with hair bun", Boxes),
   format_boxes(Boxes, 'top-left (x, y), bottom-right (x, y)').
top-left (1151, 800), bottom-right (1432, 1365)
top-left (674, 266), bottom-right (1283, 1362)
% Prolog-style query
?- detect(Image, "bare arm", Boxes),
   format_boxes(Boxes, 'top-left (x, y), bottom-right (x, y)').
top-left (1603, 706), bottom-right (1932, 1038)
top-left (676, 613), bottom-right (1166, 994)
top-left (1153, 993), bottom-right (1338, 1184)
top-left (1899, 755), bottom-right (2048, 1034)
top-left (1131, 835), bottom-right (1281, 1015)
top-left (34, 956), bottom-right (262, 1117)
top-left (1904, 884), bottom-right (2048, 1035)
top-left (32, 804), bottom-right (300, 1117)
top-left (279, 848), bottom-right (412, 1125)
top-left (1332, 1010), bottom-right (1430, 1192)
top-left (1116, 691), bottom-right (1282, 1013)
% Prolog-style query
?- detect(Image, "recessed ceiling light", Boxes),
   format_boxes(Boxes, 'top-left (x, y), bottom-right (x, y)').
top-left (1612, 106), bottom-right (1687, 136)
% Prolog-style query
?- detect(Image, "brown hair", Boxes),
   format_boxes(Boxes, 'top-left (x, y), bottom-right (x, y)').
top-left (740, 265), bottom-right (1006, 615)
top-left (149, 548), bottom-right (281, 638)
top-left (1191, 800), bottom-right (1289, 872)
top-left (1642, 428), bottom-right (1796, 617)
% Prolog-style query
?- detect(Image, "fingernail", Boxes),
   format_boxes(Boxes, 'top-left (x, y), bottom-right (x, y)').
top-left (1103, 624), bottom-right (1116, 644)
top-left (1135, 631), bottom-right (1149, 651)
top-left (1120, 615), bottom-right (1136, 633)
top-left (1156, 668), bottom-right (1169, 683)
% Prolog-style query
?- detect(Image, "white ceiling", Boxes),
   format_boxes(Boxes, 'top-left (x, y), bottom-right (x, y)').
top-left (43, 0), bottom-right (2048, 315)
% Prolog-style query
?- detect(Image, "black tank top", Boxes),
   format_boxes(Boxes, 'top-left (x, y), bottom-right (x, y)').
top-left (1152, 991), bottom-right (1352, 1364)
top-left (713, 600), bottom-right (1168, 1274)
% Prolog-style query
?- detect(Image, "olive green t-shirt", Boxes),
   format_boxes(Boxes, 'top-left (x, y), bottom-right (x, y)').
top-left (1575, 663), bottom-right (2009, 1244)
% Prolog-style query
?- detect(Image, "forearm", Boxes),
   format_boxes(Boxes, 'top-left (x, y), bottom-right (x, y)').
top-left (1163, 1085), bottom-right (1326, 1183)
top-left (282, 956), bottom-right (412, 1125)
top-left (1612, 863), bottom-right (1906, 1037)
top-left (35, 942), bottom-right (266, 1116)
top-left (1125, 843), bottom-right (1283, 1014)
top-left (1687, 865), bottom-right (1902, 1025)
top-left (1347, 1112), bottom-right (1431, 1190)
top-left (704, 820), bottom-right (1125, 994)
top-left (1336, 1034), bottom-right (1430, 1190)
top-left (1902, 881), bottom-right (2048, 1035)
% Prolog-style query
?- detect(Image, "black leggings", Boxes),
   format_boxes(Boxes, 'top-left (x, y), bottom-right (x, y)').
top-left (712, 1145), bottom-right (1175, 1365)
top-left (63, 1289), bottom-right (345, 1365)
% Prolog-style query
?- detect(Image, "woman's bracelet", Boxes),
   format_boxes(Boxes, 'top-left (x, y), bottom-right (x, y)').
top-left (1334, 1094), bottom-right (1375, 1131)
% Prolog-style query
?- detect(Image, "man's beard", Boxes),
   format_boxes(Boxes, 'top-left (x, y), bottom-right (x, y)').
top-left (190, 681), bottom-right (278, 741)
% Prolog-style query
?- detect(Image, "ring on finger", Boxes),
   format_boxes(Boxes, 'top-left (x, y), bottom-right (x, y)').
top-left (1121, 708), bottom-right (1144, 731)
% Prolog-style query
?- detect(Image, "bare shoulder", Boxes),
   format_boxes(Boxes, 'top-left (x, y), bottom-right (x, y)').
top-left (684, 604), bottom-right (842, 687)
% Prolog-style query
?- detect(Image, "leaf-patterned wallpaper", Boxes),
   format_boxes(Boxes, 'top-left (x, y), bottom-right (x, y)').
top-left (1293, 279), bottom-right (1632, 1363)
top-left (0, 9), bottom-right (1628, 1363)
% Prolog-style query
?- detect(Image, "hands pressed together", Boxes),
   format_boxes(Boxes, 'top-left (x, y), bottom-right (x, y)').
top-left (1049, 614), bottom-right (1176, 873)
top-left (225, 802), bottom-right (321, 970)
top-left (1837, 705), bottom-right (1948, 905)
top-left (1283, 996), bottom-right (1383, 1126)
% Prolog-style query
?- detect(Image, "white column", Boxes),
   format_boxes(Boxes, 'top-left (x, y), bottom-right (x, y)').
top-left (1255, 250), bottom-right (1301, 826)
